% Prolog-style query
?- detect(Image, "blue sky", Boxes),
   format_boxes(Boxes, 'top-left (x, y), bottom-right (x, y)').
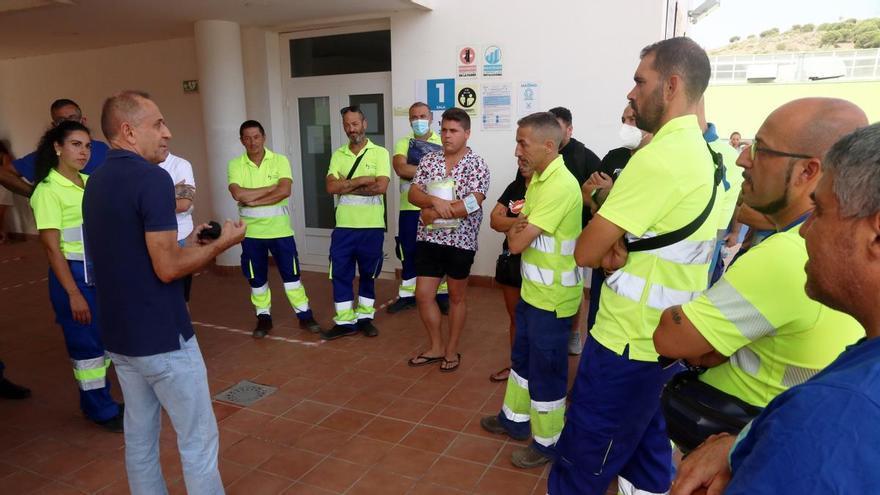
top-left (688, 0), bottom-right (880, 49)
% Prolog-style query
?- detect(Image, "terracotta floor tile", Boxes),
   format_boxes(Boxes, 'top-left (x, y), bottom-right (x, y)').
top-left (220, 428), bottom-right (249, 453)
top-left (343, 391), bottom-right (395, 414)
top-left (2, 470), bottom-right (53, 493)
top-left (403, 381), bottom-right (455, 403)
top-left (379, 397), bottom-right (434, 423)
top-left (220, 458), bottom-right (253, 487)
top-left (282, 400), bottom-right (337, 424)
top-left (213, 401), bottom-right (244, 422)
top-left (423, 455), bottom-right (487, 492)
top-left (248, 391), bottom-right (302, 416)
top-left (299, 457), bottom-right (367, 493)
top-left (294, 427), bottom-right (352, 455)
top-left (226, 469), bottom-right (295, 495)
top-left (31, 446), bottom-right (99, 479)
top-left (65, 458), bottom-right (126, 492)
top-left (0, 460), bottom-right (17, 479)
top-left (400, 425), bottom-right (457, 454)
top-left (222, 437), bottom-right (281, 467)
top-left (374, 445), bottom-right (439, 478)
top-left (408, 480), bottom-right (468, 494)
top-left (347, 467), bottom-right (415, 495)
top-left (221, 409), bottom-right (275, 435)
top-left (441, 385), bottom-right (492, 410)
top-left (94, 479), bottom-right (130, 495)
top-left (31, 481), bottom-right (86, 495)
top-left (258, 447), bottom-right (325, 481)
top-left (331, 435), bottom-right (394, 466)
top-left (445, 434), bottom-right (505, 464)
top-left (307, 384), bottom-right (361, 406)
top-left (256, 418), bottom-right (312, 447)
top-left (317, 408), bottom-right (374, 434)
top-left (475, 466), bottom-right (541, 495)
top-left (357, 416), bottom-right (414, 443)
top-left (279, 377), bottom-right (326, 397)
top-left (421, 404), bottom-right (473, 432)
top-left (281, 482), bottom-right (337, 495)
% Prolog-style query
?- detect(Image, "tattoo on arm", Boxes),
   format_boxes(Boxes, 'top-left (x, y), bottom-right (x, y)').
top-left (671, 307), bottom-right (683, 325)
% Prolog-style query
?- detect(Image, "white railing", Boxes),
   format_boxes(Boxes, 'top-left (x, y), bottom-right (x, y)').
top-left (709, 48), bottom-right (880, 84)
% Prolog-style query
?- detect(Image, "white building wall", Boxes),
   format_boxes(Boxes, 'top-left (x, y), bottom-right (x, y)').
top-left (0, 37), bottom-right (208, 234)
top-left (389, 0), bottom-right (665, 276)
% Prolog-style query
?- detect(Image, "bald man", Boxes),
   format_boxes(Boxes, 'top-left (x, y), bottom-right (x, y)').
top-left (83, 90), bottom-right (245, 495)
top-left (653, 98), bottom-right (868, 450)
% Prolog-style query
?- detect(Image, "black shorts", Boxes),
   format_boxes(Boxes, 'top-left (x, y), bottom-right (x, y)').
top-left (415, 241), bottom-right (475, 280)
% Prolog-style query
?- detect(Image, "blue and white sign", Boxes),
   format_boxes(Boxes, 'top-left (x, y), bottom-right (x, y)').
top-left (427, 78), bottom-right (455, 110)
top-left (482, 45), bottom-right (503, 77)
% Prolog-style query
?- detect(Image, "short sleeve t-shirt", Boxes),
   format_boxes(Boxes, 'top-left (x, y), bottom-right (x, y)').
top-left (394, 132), bottom-right (442, 211)
top-left (327, 139), bottom-right (391, 229)
top-left (682, 226), bottom-right (863, 407)
top-left (411, 148), bottom-right (490, 251)
top-left (497, 174), bottom-right (527, 252)
top-left (82, 149), bottom-right (193, 357)
top-left (158, 153), bottom-right (196, 241)
top-left (15, 140), bottom-right (109, 182)
top-left (591, 114), bottom-right (721, 361)
top-left (726, 337), bottom-right (880, 494)
top-left (227, 148), bottom-right (294, 239)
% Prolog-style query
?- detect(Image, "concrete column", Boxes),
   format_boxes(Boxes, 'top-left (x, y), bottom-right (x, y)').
top-left (194, 20), bottom-right (247, 266)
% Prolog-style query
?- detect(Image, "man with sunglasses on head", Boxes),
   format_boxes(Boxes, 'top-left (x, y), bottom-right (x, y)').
top-left (6, 99), bottom-right (109, 196)
top-left (322, 105), bottom-right (391, 340)
top-left (653, 98), bottom-right (867, 445)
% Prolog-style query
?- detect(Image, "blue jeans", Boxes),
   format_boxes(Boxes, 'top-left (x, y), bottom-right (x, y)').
top-left (109, 335), bottom-right (223, 495)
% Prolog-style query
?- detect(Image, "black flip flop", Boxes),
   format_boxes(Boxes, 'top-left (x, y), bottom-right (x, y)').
top-left (408, 354), bottom-right (444, 367)
top-left (440, 353), bottom-right (461, 373)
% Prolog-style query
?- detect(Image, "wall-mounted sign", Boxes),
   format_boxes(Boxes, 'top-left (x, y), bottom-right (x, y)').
top-left (457, 45), bottom-right (478, 78)
top-left (482, 45), bottom-right (503, 77)
top-left (455, 83), bottom-right (479, 117)
top-left (182, 80), bottom-right (199, 93)
top-left (427, 78), bottom-right (455, 110)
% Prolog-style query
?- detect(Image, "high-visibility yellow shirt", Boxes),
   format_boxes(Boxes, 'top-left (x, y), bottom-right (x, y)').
top-left (709, 139), bottom-right (744, 230)
top-left (227, 148), bottom-right (294, 239)
top-left (393, 131), bottom-right (442, 211)
top-left (30, 168), bottom-right (88, 258)
top-left (592, 114), bottom-right (721, 362)
top-left (327, 139), bottom-right (390, 229)
top-left (520, 155), bottom-right (584, 318)
top-left (683, 226), bottom-right (863, 407)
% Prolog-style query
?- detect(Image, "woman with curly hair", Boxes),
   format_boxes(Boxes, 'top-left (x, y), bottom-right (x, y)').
top-left (29, 120), bottom-right (123, 431)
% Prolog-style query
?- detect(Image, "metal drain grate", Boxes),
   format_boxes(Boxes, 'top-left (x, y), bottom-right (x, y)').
top-left (213, 380), bottom-right (277, 407)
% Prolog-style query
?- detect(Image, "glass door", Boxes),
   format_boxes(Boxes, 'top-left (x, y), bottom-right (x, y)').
top-left (285, 73), bottom-right (393, 269)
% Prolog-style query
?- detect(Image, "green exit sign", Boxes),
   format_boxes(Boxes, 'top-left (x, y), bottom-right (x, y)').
top-left (183, 80), bottom-right (199, 93)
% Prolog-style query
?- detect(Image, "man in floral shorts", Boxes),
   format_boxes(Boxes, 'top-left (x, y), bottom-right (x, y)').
top-left (406, 108), bottom-right (490, 372)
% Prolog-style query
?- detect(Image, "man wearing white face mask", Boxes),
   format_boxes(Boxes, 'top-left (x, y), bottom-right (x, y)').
top-left (388, 102), bottom-right (449, 314)
top-left (583, 105), bottom-right (652, 332)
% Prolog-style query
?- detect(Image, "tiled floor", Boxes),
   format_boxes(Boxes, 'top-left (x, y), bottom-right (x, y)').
top-left (0, 238), bottom-right (600, 494)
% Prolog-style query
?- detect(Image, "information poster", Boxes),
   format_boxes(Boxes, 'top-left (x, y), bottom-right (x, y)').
top-left (482, 45), bottom-right (503, 77)
top-left (481, 83), bottom-right (512, 130)
top-left (517, 81), bottom-right (541, 118)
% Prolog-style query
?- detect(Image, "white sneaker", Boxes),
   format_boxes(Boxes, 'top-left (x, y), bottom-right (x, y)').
top-left (568, 329), bottom-right (582, 355)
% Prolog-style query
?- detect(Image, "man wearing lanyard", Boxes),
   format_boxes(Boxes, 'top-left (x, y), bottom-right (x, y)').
top-left (322, 105), bottom-right (390, 340)
top-left (228, 120), bottom-right (320, 338)
top-left (653, 98), bottom-right (868, 414)
top-left (386, 102), bottom-right (449, 314)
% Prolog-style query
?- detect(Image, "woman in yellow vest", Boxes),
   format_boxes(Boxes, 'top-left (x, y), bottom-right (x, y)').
top-left (30, 120), bottom-right (123, 431)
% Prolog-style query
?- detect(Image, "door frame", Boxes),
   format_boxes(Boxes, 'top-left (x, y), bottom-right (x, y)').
top-left (280, 23), bottom-right (395, 271)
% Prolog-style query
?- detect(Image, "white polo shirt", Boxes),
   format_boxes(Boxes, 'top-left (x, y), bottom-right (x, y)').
top-left (158, 153), bottom-right (195, 241)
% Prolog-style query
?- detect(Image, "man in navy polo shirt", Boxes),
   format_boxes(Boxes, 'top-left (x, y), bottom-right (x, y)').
top-left (6, 99), bottom-right (109, 196)
top-left (83, 90), bottom-right (245, 495)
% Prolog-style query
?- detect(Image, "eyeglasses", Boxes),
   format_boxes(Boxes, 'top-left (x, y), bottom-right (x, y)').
top-left (750, 141), bottom-right (812, 161)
